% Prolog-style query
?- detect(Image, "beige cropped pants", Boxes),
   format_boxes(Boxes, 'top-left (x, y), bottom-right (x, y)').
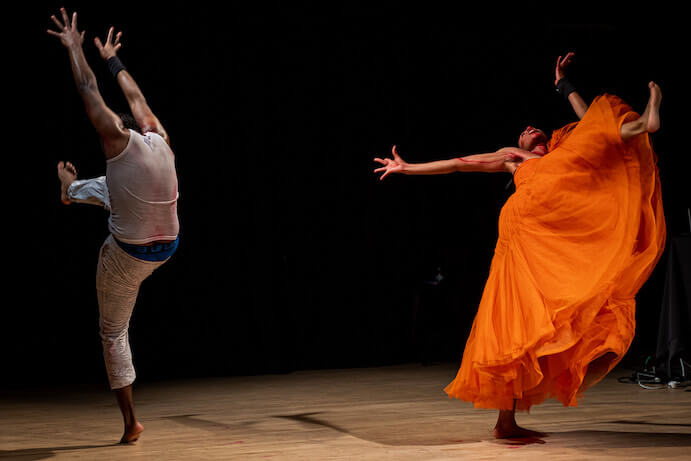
top-left (96, 235), bottom-right (168, 389)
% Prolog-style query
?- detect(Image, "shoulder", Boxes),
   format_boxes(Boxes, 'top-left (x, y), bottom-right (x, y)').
top-left (142, 128), bottom-right (171, 148)
top-left (142, 130), bottom-right (174, 154)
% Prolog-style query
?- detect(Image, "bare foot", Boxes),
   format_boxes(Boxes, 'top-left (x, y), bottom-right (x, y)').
top-left (494, 421), bottom-right (546, 439)
top-left (119, 421), bottom-right (144, 444)
top-left (642, 81), bottom-right (662, 133)
top-left (57, 161), bottom-right (77, 205)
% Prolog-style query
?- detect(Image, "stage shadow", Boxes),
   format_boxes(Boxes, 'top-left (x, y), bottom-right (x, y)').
top-left (608, 419), bottom-right (691, 428)
top-left (546, 430), bottom-right (691, 450)
top-left (273, 412), bottom-right (488, 445)
top-left (272, 413), bottom-right (691, 449)
top-left (275, 412), bottom-right (350, 434)
top-left (0, 443), bottom-right (117, 461)
top-left (162, 414), bottom-right (257, 432)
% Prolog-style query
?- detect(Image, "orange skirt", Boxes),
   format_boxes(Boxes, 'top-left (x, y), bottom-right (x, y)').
top-left (444, 95), bottom-right (666, 411)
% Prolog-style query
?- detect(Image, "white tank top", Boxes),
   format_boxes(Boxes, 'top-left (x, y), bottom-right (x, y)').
top-left (106, 130), bottom-right (179, 244)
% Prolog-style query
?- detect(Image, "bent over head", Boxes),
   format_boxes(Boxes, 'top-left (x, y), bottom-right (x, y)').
top-left (518, 126), bottom-right (548, 155)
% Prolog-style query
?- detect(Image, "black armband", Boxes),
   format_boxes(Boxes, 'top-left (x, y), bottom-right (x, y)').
top-left (556, 77), bottom-right (577, 99)
top-left (107, 56), bottom-right (127, 78)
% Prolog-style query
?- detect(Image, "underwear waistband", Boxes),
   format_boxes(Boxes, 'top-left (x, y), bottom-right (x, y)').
top-left (115, 236), bottom-right (179, 262)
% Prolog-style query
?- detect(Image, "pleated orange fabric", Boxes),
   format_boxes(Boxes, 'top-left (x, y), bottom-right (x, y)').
top-left (444, 94), bottom-right (666, 411)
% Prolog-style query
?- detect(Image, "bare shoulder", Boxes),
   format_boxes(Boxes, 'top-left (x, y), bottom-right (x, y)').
top-left (142, 129), bottom-right (171, 149)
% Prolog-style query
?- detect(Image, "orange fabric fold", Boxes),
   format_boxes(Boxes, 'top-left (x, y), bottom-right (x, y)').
top-left (444, 95), bottom-right (666, 411)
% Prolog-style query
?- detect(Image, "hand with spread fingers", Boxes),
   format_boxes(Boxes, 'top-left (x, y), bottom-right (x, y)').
top-left (47, 7), bottom-right (85, 49)
top-left (95, 27), bottom-right (123, 61)
top-left (373, 145), bottom-right (409, 180)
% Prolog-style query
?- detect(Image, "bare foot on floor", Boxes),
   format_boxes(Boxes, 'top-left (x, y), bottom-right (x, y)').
top-left (120, 421), bottom-right (144, 444)
top-left (642, 81), bottom-right (662, 133)
top-left (57, 161), bottom-right (77, 205)
top-left (494, 422), bottom-right (546, 439)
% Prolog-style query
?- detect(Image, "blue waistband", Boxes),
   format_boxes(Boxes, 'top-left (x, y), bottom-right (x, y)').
top-left (115, 236), bottom-right (179, 262)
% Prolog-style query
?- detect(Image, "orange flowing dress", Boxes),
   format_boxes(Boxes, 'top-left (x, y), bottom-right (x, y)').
top-left (444, 94), bottom-right (666, 411)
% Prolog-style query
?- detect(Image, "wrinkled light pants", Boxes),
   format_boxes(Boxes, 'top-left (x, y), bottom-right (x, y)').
top-left (69, 177), bottom-right (169, 389)
top-left (67, 176), bottom-right (111, 210)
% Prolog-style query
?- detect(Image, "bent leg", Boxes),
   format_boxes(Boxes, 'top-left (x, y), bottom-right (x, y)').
top-left (68, 176), bottom-right (110, 210)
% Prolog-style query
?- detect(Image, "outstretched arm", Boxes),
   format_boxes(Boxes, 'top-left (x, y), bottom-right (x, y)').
top-left (555, 52), bottom-right (588, 120)
top-left (48, 8), bottom-right (130, 159)
top-left (95, 28), bottom-right (170, 145)
top-left (373, 146), bottom-right (515, 180)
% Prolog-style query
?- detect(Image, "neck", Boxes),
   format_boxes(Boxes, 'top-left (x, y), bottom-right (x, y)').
top-left (531, 144), bottom-right (547, 156)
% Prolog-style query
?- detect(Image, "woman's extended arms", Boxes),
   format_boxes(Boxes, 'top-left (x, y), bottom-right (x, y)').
top-left (373, 146), bottom-right (519, 180)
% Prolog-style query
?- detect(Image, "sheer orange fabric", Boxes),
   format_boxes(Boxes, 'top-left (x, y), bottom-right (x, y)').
top-left (444, 95), bottom-right (666, 411)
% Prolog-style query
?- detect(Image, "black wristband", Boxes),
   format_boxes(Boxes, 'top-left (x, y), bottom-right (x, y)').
top-left (556, 77), bottom-right (577, 99)
top-left (107, 56), bottom-right (126, 78)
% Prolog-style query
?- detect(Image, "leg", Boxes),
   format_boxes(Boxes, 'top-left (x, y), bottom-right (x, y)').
top-left (57, 161), bottom-right (110, 210)
top-left (114, 385), bottom-right (144, 443)
top-left (96, 236), bottom-right (163, 443)
top-left (493, 400), bottom-right (545, 439)
top-left (620, 82), bottom-right (662, 142)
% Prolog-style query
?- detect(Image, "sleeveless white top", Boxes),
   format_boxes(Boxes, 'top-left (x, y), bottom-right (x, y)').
top-left (106, 130), bottom-right (179, 244)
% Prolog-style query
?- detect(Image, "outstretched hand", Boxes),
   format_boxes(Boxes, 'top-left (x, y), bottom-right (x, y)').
top-left (555, 52), bottom-right (575, 85)
top-left (373, 145), bottom-right (408, 180)
top-left (94, 27), bottom-right (123, 61)
top-left (47, 7), bottom-right (84, 49)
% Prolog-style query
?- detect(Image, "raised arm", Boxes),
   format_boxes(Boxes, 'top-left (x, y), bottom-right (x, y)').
top-left (48, 8), bottom-right (130, 159)
top-left (95, 28), bottom-right (170, 145)
top-left (373, 146), bottom-right (516, 180)
top-left (555, 52), bottom-right (588, 120)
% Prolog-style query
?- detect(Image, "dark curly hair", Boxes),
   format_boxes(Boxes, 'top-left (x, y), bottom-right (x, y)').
top-left (118, 113), bottom-right (141, 133)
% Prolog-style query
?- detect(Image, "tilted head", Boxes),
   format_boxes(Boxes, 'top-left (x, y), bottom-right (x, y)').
top-left (118, 113), bottom-right (141, 134)
top-left (518, 126), bottom-right (548, 155)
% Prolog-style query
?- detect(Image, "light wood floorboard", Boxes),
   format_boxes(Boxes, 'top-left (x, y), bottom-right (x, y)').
top-left (1, 364), bottom-right (690, 460)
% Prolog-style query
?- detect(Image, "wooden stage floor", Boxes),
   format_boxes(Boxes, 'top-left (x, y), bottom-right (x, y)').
top-left (1, 363), bottom-right (690, 460)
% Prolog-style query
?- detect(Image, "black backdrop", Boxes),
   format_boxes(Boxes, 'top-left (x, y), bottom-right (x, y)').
top-left (6, 4), bottom-right (688, 389)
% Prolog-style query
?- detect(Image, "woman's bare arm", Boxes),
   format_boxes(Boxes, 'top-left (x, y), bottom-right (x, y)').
top-left (555, 53), bottom-right (588, 120)
top-left (373, 146), bottom-right (513, 180)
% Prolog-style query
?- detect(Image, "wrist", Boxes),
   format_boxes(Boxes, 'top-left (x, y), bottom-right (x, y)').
top-left (107, 56), bottom-right (127, 77)
top-left (66, 41), bottom-right (83, 51)
top-left (556, 77), bottom-right (576, 99)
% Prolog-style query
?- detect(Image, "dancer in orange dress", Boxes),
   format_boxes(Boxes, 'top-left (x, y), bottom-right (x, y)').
top-left (374, 52), bottom-right (665, 438)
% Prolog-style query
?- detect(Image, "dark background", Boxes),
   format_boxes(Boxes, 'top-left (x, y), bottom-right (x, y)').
top-left (6, 4), bottom-right (688, 389)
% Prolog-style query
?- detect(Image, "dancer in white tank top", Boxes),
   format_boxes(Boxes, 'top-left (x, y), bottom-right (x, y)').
top-left (51, 8), bottom-right (179, 444)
